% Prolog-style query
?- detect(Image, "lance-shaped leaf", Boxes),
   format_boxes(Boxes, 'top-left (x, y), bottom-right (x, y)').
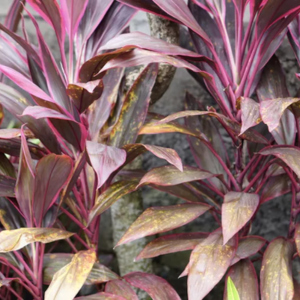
top-left (222, 192), bottom-right (260, 244)
top-left (86, 141), bottom-right (126, 189)
top-left (225, 260), bottom-right (258, 300)
top-left (0, 174), bottom-right (15, 198)
top-left (43, 253), bottom-right (119, 285)
top-left (15, 128), bottom-right (34, 222)
top-left (0, 198), bottom-right (25, 230)
top-left (33, 154), bottom-right (73, 226)
top-left (75, 293), bottom-right (127, 300)
top-left (0, 153), bottom-right (16, 178)
top-left (136, 232), bottom-right (208, 260)
top-left (260, 146), bottom-right (300, 178)
top-left (186, 229), bottom-right (237, 300)
top-left (100, 31), bottom-right (206, 58)
top-left (67, 80), bottom-right (104, 113)
top-left (116, 203), bottom-right (211, 246)
top-left (45, 250), bottom-right (96, 300)
top-left (0, 228), bottom-right (73, 252)
top-left (294, 223), bottom-right (300, 257)
top-left (137, 165), bottom-right (218, 188)
top-left (124, 272), bottom-right (181, 300)
top-left (288, 16), bottom-right (300, 64)
top-left (88, 180), bottom-right (137, 225)
top-left (240, 97), bottom-right (261, 134)
top-left (226, 277), bottom-right (241, 300)
top-left (261, 174), bottom-right (291, 203)
top-left (110, 64), bottom-right (158, 147)
top-left (123, 143), bottom-right (183, 171)
top-left (105, 280), bottom-right (139, 300)
top-left (231, 236), bottom-right (266, 265)
top-left (260, 97), bottom-right (299, 133)
top-left (260, 238), bottom-right (294, 300)
top-left (61, 0), bottom-right (88, 40)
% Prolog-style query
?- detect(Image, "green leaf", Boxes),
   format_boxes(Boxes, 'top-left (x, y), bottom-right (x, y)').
top-left (227, 277), bottom-right (241, 300)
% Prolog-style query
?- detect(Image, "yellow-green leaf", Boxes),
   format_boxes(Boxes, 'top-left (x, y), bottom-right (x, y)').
top-left (45, 250), bottom-right (96, 300)
top-left (0, 228), bottom-right (74, 253)
top-left (227, 277), bottom-right (241, 300)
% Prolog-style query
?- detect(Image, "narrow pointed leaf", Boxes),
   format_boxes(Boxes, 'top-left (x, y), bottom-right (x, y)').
top-left (0, 198), bottom-right (25, 230)
top-left (222, 192), bottom-right (260, 244)
top-left (294, 223), bottom-right (300, 257)
top-left (240, 98), bottom-right (261, 134)
top-left (260, 146), bottom-right (300, 178)
top-left (136, 232), bottom-right (208, 260)
top-left (187, 229), bottom-right (237, 300)
top-left (226, 277), bottom-right (241, 300)
top-left (225, 260), bottom-right (258, 300)
top-left (34, 154), bottom-right (73, 225)
top-left (75, 293), bottom-right (126, 300)
top-left (105, 280), bottom-right (139, 300)
top-left (116, 203), bottom-right (211, 246)
top-left (260, 238), bottom-right (294, 300)
top-left (45, 250), bottom-right (96, 300)
top-left (123, 144), bottom-right (183, 171)
top-left (0, 153), bottom-right (16, 178)
top-left (0, 174), bottom-right (15, 197)
top-left (0, 228), bottom-right (73, 252)
top-left (124, 272), bottom-right (181, 300)
top-left (260, 98), bottom-right (299, 132)
top-left (110, 64), bottom-right (158, 147)
top-left (88, 180), bottom-right (137, 225)
top-left (137, 165), bottom-right (218, 188)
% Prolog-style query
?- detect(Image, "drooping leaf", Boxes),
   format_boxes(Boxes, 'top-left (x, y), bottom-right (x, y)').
top-left (33, 154), bottom-right (73, 226)
top-left (75, 293), bottom-right (127, 300)
top-left (240, 97), bottom-right (261, 134)
top-left (0, 228), bottom-right (73, 252)
top-left (186, 229), bottom-right (237, 300)
top-left (225, 260), bottom-right (258, 300)
top-left (123, 143), bottom-right (183, 171)
top-left (137, 165), bottom-right (218, 188)
top-left (260, 146), bottom-right (300, 178)
top-left (226, 277), bottom-right (241, 300)
top-left (67, 80), bottom-right (104, 113)
top-left (136, 232), bottom-right (208, 260)
top-left (105, 280), bottom-right (139, 300)
top-left (86, 141), bottom-right (126, 189)
top-left (110, 64), bottom-right (158, 147)
top-left (88, 180), bottom-right (137, 225)
top-left (231, 236), bottom-right (266, 265)
top-left (45, 250), bottom-right (96, 300)
top-left (116, 203), bottom-right (211, 246)
top-left (222, 192), bottom-right (260, 244)
top-left (260, 238), bottom-right (294, 300)
top-left (124, 272), bottom-right (181, 300)
top-left (43, 253), bottom-right (119, 286)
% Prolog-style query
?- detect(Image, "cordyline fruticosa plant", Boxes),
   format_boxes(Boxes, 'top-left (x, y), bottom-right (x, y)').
top-left (1, 0), bottom-right (300, 300)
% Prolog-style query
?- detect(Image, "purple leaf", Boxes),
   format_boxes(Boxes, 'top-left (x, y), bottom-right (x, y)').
top-left (0, 174), bottom-right (15, 198)
top-left (186, 229), bottom-right (237, 300)
top-left (260, 238), bottom-right (294, 300)
top-left (260, 146), bottom-right (300, 178)
top-left (225, 260), bottom-right (259, 300)
top-left (240, 97), bottom-right (261, 134)
top-left (33, 154), bottom-right (73, 226)
top-left (60, 0), bottom-right (88, 40)
top-left (110, 64), bottom-right (158, 147)
top-left (116, 203), bottom-right (211, 246)
top-left (136, 232), bottom-right (208, 260)
top-left (86, 141), bottom-right (126, 189)
top-left (105, 280), bottom-right (139, 300)
top-left (288, 16), bottom-right (300, 64)
top-left (222, 192), bottom-right (260, 244)
top-left (15, 127), bottom-right (34, 223)
top-left (75, 293), bottom-right (127, 300)
top-left (124, 272), bottom-right (181, 300)
top-left (4, 0), bottom-right (25, 32)
top-left (137, 165), bottom-right (218, 188)
top-left (123, 143), bottom-right (183, 171)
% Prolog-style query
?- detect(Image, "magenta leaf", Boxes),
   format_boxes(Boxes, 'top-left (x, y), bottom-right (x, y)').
top-left (222, 192), bottom-right (260, 244)
top-left (105, 280), bottom-right (139, 300)
top-left (136, 232), bottom-right (208, 260)
top-left (86, 141), bottom-right (126, 189)
top-left (186, 229), bottom-right (237, 300)
top-left (75, 293), bottom-right (126, 300)
top-left (240, 97), bottom-right (261, 134)
top-left (288, 16), bottom-right (300, 64)
top-left (33, 154), bottom-right (73, 226)
top-left (260, 238), bottom-right (294, 300)
top-left (116, 203), bottom-right (211, 246)
top-left (124, 272), bottom-right (181, 300)
top-left (225, 260), bottom-right (259, 300)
